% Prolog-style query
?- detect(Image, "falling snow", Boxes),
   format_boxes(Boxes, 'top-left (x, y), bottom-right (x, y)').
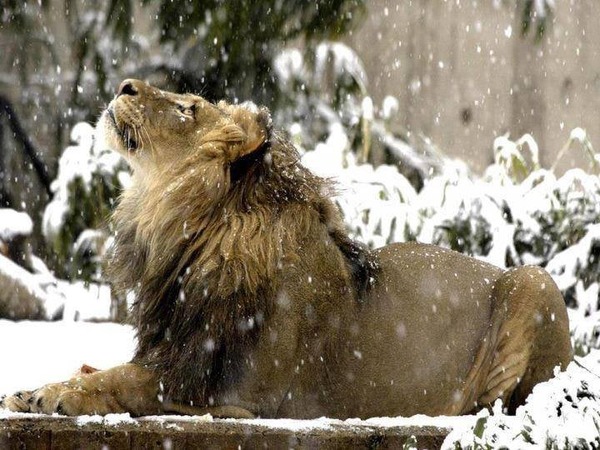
top-left (0, 1), bottom-right (598, 446)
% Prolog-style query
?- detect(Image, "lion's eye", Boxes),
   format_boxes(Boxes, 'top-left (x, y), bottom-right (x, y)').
top-left (177, 104), bottom-right (196, 118)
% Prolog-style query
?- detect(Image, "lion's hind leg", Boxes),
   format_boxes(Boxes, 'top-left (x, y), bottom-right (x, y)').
top-left (479, 329), bottom-right (532, 406)
top-left (479, 266), bottom-right (572, 412)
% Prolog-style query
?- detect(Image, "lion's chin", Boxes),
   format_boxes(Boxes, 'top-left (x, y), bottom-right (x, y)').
top-left (96, 109), bottom-right (128, 156)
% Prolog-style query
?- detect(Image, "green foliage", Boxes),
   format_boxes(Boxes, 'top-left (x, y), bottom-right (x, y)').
top-left (145, 0), bottom-right (364, 46)
top-left (402, 435), bottom-right (418, 450)
top-left (473, 416), bottom-right (488, 439)
top-left (520, 0), bottom-right (553, 39)
top-left (105, 0), bottom-right (135, 43)
top-left (437, 212), bottom-right (493, 258)
top-left (0, 0), bottom-right (368, 179)
top-left (139, 0), bottom-right (366, 104)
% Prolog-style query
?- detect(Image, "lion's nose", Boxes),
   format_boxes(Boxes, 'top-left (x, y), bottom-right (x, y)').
top-left (117, 79), bottom-right (141, 97)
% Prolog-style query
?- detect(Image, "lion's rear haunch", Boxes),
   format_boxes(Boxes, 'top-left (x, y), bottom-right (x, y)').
top-left (105, 80), bottom-right (572, 418)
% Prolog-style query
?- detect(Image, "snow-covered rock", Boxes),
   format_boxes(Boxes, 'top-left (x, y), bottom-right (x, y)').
top-left (0, 209), bottom-right (33, 240)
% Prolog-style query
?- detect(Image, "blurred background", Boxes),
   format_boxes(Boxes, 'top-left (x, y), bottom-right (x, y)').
top-left (4, 1), bottom-right (599, 216)
top-left (0, 0), bottom-right (599, 335)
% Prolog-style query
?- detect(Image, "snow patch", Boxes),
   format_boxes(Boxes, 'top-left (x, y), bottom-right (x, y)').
top-left (233, 417), bottom-right (335, 431)
top-left (142, 414), bottom-right (213, 424)
top-left (0, 209), bottom-right (33, 240)
top-left (76, 413), bottom-right (137, 426)
top-left (443, 350), bottom-right (600, 449)
top-left (0, 320), bottom-right (135, 395)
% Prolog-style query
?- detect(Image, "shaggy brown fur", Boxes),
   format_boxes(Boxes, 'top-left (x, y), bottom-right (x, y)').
top-left (1, 80), bottom-right (572, 419)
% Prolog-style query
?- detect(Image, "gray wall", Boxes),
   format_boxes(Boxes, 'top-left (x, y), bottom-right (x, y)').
top-left (347, 0), bottom-right (600, 174)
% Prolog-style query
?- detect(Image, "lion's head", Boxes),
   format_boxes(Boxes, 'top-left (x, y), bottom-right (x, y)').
top-left (98, 79), bottom-right (271, 173)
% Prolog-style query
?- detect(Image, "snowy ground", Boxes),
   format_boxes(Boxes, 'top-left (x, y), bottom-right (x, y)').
top-left (0, 320), bottom-right (134, 394)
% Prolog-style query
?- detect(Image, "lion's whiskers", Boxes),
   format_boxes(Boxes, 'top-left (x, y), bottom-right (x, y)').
top-left (126, 127), bottom-right (134, 159)
top-left (133, 127), bottom-right (142, 152)
top-left (140, 125), bottom-right (156, 158)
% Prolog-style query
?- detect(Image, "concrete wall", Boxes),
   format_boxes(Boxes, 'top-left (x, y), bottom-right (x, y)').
top-left (346, 0), bottom-right (600, 174)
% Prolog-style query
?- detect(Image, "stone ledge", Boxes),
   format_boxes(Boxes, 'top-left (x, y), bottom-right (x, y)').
top-left (0, 415), bottom-right (452, 449)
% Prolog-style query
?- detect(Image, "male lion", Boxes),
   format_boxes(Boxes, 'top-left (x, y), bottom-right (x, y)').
top-left (2, 80), bottom-right (572, 419)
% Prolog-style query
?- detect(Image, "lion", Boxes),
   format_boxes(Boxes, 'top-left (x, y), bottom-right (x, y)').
top-left (1, 79), bottom-right (572, 419)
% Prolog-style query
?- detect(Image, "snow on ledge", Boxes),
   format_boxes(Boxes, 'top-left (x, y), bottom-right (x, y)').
top-left (76, 413), bottom-right (138, 426)
top-left (233, 414), bottom-right (472, 432)
top-left (0, 408), bottom-right (469, 433)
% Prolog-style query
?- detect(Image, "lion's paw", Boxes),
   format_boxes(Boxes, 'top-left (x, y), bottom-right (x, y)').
top-left (29, 383), bottom-right (74, 415)
top-left (33, 384), bottom-right (105, 415)
top-left (1, 384), bottom-right (100, 416)
top-left (0, 390), bottom-right (34, 412)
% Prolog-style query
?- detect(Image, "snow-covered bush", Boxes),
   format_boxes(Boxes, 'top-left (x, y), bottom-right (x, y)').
top-left (0, 208), bottom-right (113, 321)
top-left (443, 350), bottom-right (600, 449)
top-left (43, 123), bottom-right (129, 282)
top-left (274, 42), bottom-right (366, 150)
top-left (302, 124), bottom-right (421, 248)
top-left (274, 42), bottom-right (446, 187)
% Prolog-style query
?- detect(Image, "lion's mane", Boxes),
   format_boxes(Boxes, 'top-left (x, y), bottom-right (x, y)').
top-left (108, 126), bottom-right (372, 404)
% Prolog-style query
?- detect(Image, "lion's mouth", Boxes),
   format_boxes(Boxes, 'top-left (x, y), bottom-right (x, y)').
top-left (122, 125), bottom-right (139, 152)
top-left (107, 107), bottom-right (138, 152)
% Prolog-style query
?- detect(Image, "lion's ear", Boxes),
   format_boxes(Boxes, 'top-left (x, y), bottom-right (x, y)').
top-left (226, 103), bottom-right (272, 160)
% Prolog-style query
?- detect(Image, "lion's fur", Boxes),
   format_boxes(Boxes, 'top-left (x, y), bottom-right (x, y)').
top-left (1, 80), bottom-right (572, 418)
